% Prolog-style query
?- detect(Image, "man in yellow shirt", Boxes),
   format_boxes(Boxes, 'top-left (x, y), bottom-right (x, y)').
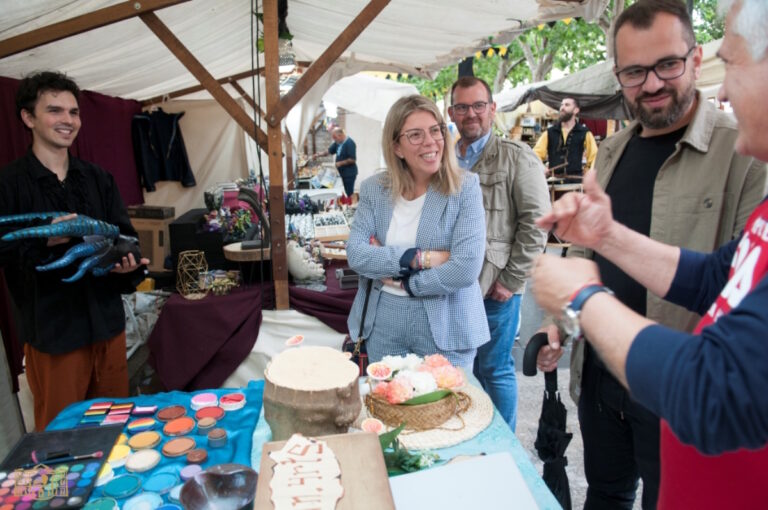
top-left (534, 97), bottom-right (598, 176)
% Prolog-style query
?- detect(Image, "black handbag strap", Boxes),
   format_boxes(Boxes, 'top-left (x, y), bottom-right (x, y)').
top-left (353, 279), bottom-right (373, 355)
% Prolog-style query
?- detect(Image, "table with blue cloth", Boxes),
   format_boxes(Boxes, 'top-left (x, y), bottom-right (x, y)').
top-left (48, 380), bottom-right (560, 509)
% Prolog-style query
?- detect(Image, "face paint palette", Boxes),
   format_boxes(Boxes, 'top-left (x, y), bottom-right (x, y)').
top-left (0, 425), bottom-right (122, 510)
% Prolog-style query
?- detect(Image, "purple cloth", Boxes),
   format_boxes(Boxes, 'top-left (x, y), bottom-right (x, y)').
top-left (289, 262), bottom-right (356, 333)
top-left (148, 285), bottom-right (269, 391)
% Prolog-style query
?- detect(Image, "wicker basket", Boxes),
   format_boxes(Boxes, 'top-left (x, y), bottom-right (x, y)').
top-left (365, 391), bottom-right (471, 431)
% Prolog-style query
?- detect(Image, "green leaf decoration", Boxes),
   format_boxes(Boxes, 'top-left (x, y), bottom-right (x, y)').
top-left (256, 38), bottom-right (265, 53)
top-left (401, 389), bottom-right (452, 406)
top-left (378, 422), bottom-right (405, 450)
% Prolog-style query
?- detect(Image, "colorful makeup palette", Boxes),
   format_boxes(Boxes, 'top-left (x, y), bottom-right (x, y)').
top-left (0, 425), bottom-right (122, 510)
top-left (190, 393), bottom-right (218, 411)
top-left (126, 418), bottom-right (156, 434)
top-left (94, 463), bottom-right (113, 487)
top-left (127, 432), bottom-right (161, 451)
top-left (156, 406), bottom-right (185, 422)
top-left (220, 392), bottom-right (246, 411)
top-left (162, 417), bottom-right (195, 437)
top-left (161, 438), bottom-right (196, 458)
top-left (102, 474), bottom-right (142, 499)
top-left (194, 406), bottom-right (225, 421)
top-left (124, 450), bottom-right (161, 474)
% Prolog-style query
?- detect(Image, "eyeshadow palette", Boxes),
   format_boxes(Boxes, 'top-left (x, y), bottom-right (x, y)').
top-left (0, 425), bottom-right (123, 510)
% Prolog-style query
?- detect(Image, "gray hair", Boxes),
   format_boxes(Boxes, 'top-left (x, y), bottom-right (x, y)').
top-left (719, 0), bottom-right (768, 61)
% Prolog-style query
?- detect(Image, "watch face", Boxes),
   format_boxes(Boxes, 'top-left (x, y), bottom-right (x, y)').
top-left (562, 307), bottom-right (581, 338)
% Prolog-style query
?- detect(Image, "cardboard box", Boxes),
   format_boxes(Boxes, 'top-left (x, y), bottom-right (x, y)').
top-left (131, 217), bottom-right (174, 272)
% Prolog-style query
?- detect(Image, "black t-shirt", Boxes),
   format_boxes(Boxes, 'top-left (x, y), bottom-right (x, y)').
top-left (0, 151), bottom-right (140, 354)
top-left (594, 126), bottom-right (687, 317)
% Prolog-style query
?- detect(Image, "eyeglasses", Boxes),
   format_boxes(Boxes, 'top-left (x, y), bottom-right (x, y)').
top-left (615, 46), bottom-right (696, 88)
top-left (397, 123), bottom-right (446, 145)
top-left (450, 101), bottom-right (489, 115)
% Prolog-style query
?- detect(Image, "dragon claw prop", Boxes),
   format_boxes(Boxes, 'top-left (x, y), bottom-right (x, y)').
top-left (0, 212), bottom-right (143, 282)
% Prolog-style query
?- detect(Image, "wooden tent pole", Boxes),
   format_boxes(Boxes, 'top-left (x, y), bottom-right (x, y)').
top-left (266, 0), bottom-right (391, 126)
top-left (264, 0), bottom-right (290, 309)
top-left (140, 12), bottom-right (269, 148)
top-left (0, 0), bottom-right (191, 59)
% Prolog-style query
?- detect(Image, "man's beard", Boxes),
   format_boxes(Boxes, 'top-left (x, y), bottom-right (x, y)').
top-left (629, 80), bottom-right (696, 130)
top-left (559, 111), bottom-right (574, 123)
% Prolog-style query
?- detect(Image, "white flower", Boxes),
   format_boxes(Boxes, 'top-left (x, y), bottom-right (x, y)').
top-left (396, 370), bottom-right (437, 397)
top-left (381, 354), bottom-right (423, 372)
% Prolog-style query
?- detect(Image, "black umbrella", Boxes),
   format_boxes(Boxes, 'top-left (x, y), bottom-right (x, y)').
top-left (523, 332), bottom-right (573, 510)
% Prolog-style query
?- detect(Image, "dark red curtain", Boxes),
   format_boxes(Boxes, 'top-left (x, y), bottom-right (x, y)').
top-left (0, 76), bottom-right (145, 391)
top-left (581, 117), bottom-right (608, 139)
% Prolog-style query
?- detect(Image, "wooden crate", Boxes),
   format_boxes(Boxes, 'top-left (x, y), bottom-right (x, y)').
top-left (130, 217), bottom-right (174, 272)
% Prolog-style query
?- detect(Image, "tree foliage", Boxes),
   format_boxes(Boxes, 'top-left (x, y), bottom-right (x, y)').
top-left (397, 1), bottom-right (726, 99)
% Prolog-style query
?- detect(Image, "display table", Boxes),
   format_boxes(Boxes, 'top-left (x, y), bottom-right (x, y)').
top-left (148, 264), bottom-right (355, 391)
top-left (46, 380), bottom-right (560, 510)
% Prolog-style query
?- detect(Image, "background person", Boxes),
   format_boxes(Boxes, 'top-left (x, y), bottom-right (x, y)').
top-left (0, 71), bottom-right (149, 430)
top-left (448, 76), bottom-right (550, 431)
top-left (532, 0), bottom-right (768, 506)
top-left (346, 95), bottom-right (489, 370)
top-left (534, 97), bottom-right (598, 176)
top-left (313, 127), bottom-right (357, 198)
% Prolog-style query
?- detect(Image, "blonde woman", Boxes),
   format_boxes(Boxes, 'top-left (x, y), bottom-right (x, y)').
top-left (346, 95), bottom-right (489, 369)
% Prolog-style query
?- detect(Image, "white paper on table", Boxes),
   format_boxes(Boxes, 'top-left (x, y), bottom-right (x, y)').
top-left (388, 452), bottom-right (538, 510)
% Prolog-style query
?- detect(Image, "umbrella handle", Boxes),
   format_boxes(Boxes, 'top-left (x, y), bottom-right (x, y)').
top-left (522, 332), bottom-right (550, 377)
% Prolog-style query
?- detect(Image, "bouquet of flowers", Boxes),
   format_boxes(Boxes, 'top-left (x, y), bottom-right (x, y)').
top-left (367, 354), bottom-right (465, 405)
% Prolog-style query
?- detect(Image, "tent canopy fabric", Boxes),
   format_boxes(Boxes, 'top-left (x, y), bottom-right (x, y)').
top-left (1, 0), bottom-right (609, 102)
top-left (499, 38), bottom-right (725, 120)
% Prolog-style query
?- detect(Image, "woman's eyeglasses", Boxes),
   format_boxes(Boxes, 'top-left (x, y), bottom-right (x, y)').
top-left (398, 123), bottom-right (446, 145)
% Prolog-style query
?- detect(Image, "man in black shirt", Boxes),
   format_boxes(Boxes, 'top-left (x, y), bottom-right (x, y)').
top-left (0, 72), bottom-right (148, 430)
top-left (535, 1), bottom-right (765, 508)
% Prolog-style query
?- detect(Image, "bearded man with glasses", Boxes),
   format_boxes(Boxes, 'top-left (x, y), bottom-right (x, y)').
top-left (448, 76), bottom-right (550, 433)
top-left (533, 0), bottom-right (766, 508)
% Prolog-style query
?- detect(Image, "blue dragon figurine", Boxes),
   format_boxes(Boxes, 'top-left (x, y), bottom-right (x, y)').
top-left (0, 212), bottom-right (143, 283)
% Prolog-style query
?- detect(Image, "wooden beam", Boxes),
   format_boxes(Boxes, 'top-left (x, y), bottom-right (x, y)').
top-left (140, 68), bottom-right (263, 106)
top-left (266, 0), bottom-right (391, 126)
top-left (264, 0), bottom-right (290, 309)
top-left (0, 0), bottom-right (191, 59)
top-left (228, 80), bottom-right (267, 119)
top-left (139, 12), bottom-right (268, 148)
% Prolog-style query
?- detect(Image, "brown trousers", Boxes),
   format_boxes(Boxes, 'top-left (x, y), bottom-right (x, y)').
top-left (25, 331), bottom-right (129, 431)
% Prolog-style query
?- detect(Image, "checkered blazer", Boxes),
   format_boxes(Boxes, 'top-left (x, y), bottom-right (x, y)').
top-left (347, 171), bottom-right (490, 351)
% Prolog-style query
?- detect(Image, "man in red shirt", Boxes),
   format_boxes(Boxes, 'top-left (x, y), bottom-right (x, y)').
top-left (532, 0), bottom-right (768, 507)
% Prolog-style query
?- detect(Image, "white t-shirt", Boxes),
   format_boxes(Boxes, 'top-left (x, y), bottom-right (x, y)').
top-left (382, 193), bottom-right (427, 296)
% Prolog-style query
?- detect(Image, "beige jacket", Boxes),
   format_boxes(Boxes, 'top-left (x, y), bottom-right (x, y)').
top-left (567, 96), bottom-right (767, 404)
top-left (469, 135), bottom-right (551, 296)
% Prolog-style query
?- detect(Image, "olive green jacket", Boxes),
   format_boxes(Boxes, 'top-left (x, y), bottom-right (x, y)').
top-left (468, 135), bottom-right (550, 296)
top-left (568, 96), bottom-right (767, 404)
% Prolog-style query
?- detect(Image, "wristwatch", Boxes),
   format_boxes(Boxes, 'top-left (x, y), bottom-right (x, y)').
top-left (562, 284), bottom-right (614, 339)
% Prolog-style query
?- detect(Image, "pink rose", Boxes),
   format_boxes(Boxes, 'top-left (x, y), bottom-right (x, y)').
top-left (423, 354), bottom-right (452, 368)
top-left (373, 381), bottom-right (390, 399)
top-left (432, 365), bottom-right (464, 390)
top-left (384, 379), bottom-right (413, 404)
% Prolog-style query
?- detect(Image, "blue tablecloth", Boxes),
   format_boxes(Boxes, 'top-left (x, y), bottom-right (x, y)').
top-left (48, 381), bottom-right (264, 505)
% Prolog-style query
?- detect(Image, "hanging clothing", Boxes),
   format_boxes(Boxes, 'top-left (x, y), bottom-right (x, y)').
top-left (132, 108), bottom-right (196, 191)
